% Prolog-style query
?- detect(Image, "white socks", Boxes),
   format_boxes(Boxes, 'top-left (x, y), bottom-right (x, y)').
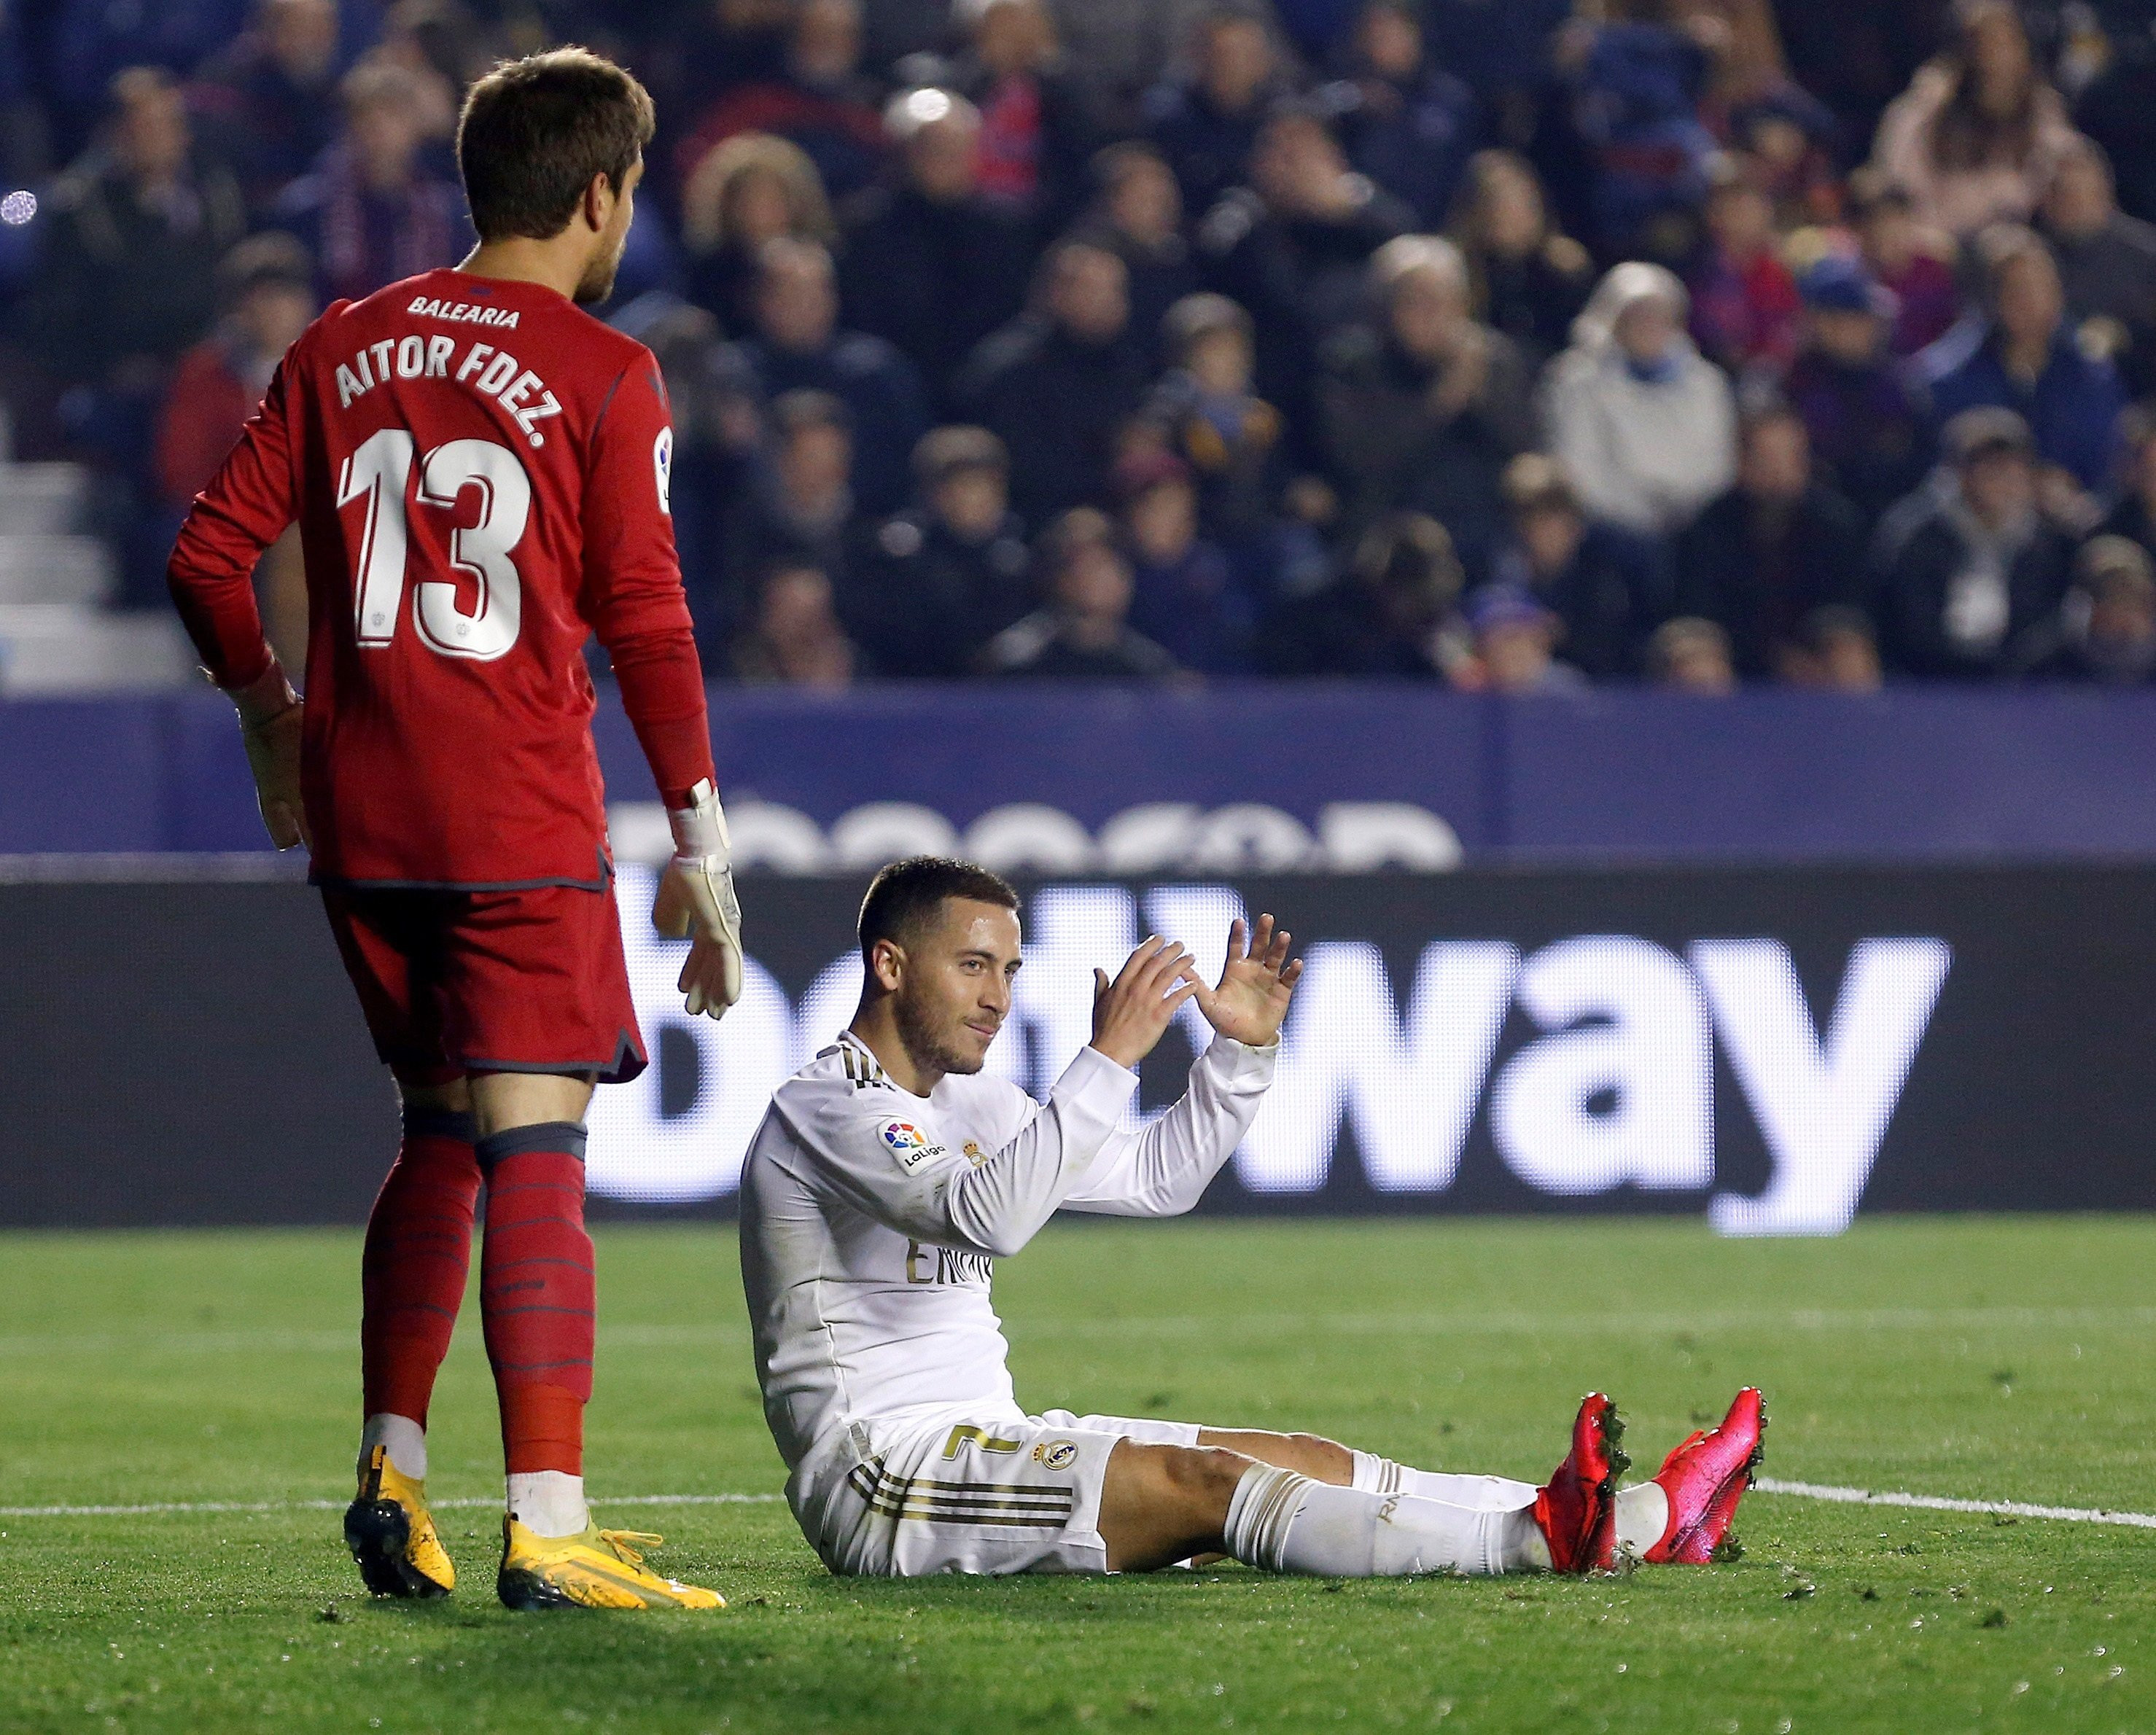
top-left (360, 1416), bottom-right (593, 1537)
top-left (507, 1470), bottom-right (590, 1538)
top-left (1614, 1481), bottom-right (1669, 1558)
top-left (1349, 1450), bottom-right (1538, 1512)
top-left (360, 1413), bottom-right (427, 1481)
top-left (1225, 1463), bottom-right (1549, 1578)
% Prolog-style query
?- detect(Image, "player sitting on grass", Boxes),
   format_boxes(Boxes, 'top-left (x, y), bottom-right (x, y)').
top-left (741, 857), bottom-right (1765, 1579)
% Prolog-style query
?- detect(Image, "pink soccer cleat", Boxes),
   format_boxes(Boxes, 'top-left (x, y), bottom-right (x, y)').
top-left (1533, 1392), bottom-right (1627, 1573)
top-left (1643, 1387), bottom-right (1767, 1564)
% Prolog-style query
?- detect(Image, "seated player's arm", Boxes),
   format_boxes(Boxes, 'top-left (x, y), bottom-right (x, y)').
top-left (794, 1046), bottom-right (1139, 1258)
top-left (166, 351), bottom-right (307, 847)
top-left (1062, 914), bottom-right (1301, 1219)
top-left (1058, 1033), bottom-right (1277, 1219)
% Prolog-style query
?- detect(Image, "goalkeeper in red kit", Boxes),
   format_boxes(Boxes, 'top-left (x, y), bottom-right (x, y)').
top-left (167, 50), bottom-right (736, 1611)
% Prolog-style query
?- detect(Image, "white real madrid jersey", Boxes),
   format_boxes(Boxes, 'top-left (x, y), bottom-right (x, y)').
top-left (739, 1029), bottom-right (1277, 1471)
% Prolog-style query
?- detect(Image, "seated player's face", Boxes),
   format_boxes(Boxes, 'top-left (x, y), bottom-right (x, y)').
top-left (892, 900), bottom-right (1024, 1077)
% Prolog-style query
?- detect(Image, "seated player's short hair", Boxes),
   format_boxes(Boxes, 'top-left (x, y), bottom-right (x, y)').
top-left (1501, 452), bottom-right (1579, 518)
top-left (458, 47), bottom-right (655, 243)
top-left (858, 857), bottom-right (1021, 964)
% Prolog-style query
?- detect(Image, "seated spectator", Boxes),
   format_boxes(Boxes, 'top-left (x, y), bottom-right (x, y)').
top-left (1259, 511), bottom-right (1471, 679)
top-left (1687, 153), bottom-right (1801, 378)
top-left (1455, 582), bottom-right (1589, 695)
top-left (730, 237), bottom-right (928, 516)
top-left (154, 233), bottom-right (315, 505)
top-left (1197, 103), bottom-right (1414, 439)
top-left (1566, 0), bottom-right (1720, 259)
top-left (2039, 134), bottom-right (2156, 398)
top-left (731, 558), bottom-right (863, 687)
top-left (1917, 224), bottom-right (2126, 496)
top-left (681, 132), bottom-right (837, 335)
top-left (1046, 0), bottom-right (1216, 130)
top-left (155, 231), bottom-right (316, 664)
top-left (1446, 149), bottom-right (1595, 370)
top-left (2010, 534), bottom-right (2156, 685)
top-left (1872, 407), bottom-right (2076, 679)
top-left (1544, 261), bottom-right (1737, 537)
top-left (1143, 292), bottom-right (1287, 547)
top-left (2098, 407), bottom-right (2156, 562)
top-left (611, 293), bottom-right (767, 662)
top-left (28, 66), bottom-right (247, 396)
top-left (1848, 171), bottom-right (1961, 357)
top-left (1325, 0), bottom-right (1479, 228)
top-left (1781, 254), bottom-right (1934, 531)
top-left (1781, 604), bottom-right (1885, 691)
top-left (273, 58), bottom-right (467, 305)
top-left (1070, 141), bottom-right (1198, 367)
top-left (981, 507), bottom-right (1180, 679)
top-left (1489, 453), bottom-right (1672, 679)
top-left (1316, 234), bottom-right (1536, 574)
top-left (51, 0), bottom-right (253, 121)
top-left (958, 237), bottom-right (1150, 520)
top-left (1869, 0), bottom-right (2076, 240)
top-left (840, 88), bottom-right (1033, 409)
top-left (723, 388), bottom-right (858, 604)
top-left (859, 425), bottom-right (1034, 675)
top-left (1114, 449), bottom-right (1250, 674)
top-left (1143, 4), bottom-right (1287, 218)
top-left (672, 0), bottom-right (885, 206)
top-left (1725, 86), bottom-right (1843, 233)
top-left (949, 0), bottom-right (1103, 231)
top-left (1646, 615), bottom-right (1739, 693)
top-left (189, 0), bottom-right (344, 212)
top-left (1677, 400), bottom-right (1867, 679)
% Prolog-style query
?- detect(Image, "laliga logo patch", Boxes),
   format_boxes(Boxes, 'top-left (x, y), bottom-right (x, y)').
top-left (1035, 1440), bottom-right (1079, 1470)
top-left (653, 426), bottom-right (673, 515)
top-left (879, 1119), bottom-right (944, 1175)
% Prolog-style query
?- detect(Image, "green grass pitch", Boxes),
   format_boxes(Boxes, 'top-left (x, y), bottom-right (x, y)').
top-left (1, 1216), bottom-right (2150, 1734)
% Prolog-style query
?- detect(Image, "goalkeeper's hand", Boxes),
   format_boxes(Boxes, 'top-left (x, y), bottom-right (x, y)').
top-left (652, 779), bottom-right (744, 1019)
top-left (229, 661), bottom-right (308, 851)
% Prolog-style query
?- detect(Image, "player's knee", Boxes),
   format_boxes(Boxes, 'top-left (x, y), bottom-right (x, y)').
top-left (1156, 1445), bottom-right (1255, 1518)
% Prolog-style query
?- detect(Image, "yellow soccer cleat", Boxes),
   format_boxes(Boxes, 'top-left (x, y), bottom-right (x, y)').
top-left (496, 1516), bottom-right (726, 1611)
top-left (344, 1445), bottom-right (456, 1598)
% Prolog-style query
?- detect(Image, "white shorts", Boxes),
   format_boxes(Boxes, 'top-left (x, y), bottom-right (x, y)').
top-left (789, 1404), bottom-right (1203, 1577)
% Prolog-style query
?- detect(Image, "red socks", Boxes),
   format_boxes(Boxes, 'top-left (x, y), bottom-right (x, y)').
top-left (475, 1123), bottom-right (595, 1476)
top-left (361, 1107), bottom-right (482, 1428)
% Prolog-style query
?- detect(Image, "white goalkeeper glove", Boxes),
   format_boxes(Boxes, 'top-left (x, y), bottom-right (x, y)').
top-left (652, 778), bottom-right (744, 1019)
top-left (225, 660), bottom-right (308, 851)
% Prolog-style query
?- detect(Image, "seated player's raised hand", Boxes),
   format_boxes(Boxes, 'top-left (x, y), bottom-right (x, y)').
top-left (1089, 936), bottom-right (1202, 1069)
top-left (652, 779), bottom-right (745, 1019)
top-left (1191, 915), bottom-right (1301, 1048)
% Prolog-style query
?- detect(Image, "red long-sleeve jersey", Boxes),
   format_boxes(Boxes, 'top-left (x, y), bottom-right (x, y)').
top-left (168, 266), bottom-right (714, 889)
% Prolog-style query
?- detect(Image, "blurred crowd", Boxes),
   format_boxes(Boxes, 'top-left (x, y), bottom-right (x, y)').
top-left (9, 0), bottom-right (2156, 692)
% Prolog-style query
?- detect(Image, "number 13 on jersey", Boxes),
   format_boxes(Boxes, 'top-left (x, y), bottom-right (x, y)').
top-left (339, 428), bottom-right (531, 660)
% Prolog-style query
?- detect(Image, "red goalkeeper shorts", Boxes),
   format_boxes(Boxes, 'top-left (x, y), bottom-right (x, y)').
top-left (322, 880), bottom-right (647, 1085)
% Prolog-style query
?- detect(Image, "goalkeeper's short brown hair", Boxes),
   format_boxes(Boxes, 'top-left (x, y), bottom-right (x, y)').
top-left (457, 47), bottom-right (655, 243)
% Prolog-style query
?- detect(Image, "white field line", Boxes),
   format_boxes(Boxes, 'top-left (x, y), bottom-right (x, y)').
top-left (8, 1483), bottom-right (2153, 1532)
top-left (6, 1303), bottom-right (2154, 1360)
top-left (1754, 1477), bottom-right (2156, 1530)
top-left (0, 1492), bottom-right (784, 1519)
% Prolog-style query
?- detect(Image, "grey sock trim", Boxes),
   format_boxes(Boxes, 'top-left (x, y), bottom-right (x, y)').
top-left (1223, 1463), bottom-right (1310, 1574)
top-left (401, 1105), bottom-right (476, 1145)
top-left (474, 1121), bottom-right (588, 1170)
